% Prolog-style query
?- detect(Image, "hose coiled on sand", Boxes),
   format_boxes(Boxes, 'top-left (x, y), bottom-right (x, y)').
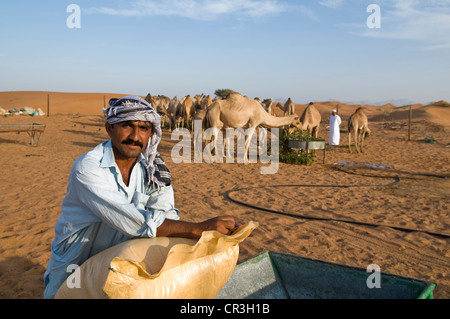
top-left (225, 164), bottom-right (449, 239)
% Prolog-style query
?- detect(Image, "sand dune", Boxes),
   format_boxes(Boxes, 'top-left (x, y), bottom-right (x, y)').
top-left (0, 91), bottom-right (448, 299)
top-left (0, 91), bottom-right (130, 116)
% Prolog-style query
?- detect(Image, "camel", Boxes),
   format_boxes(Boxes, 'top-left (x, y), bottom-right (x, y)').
top-left (348, 107), bottom-right (371, 153)
top-left (167, 96), bottom-right (180, 129)
top-left (145, 94), bottom-right (170, 111)
top-left (274, 98), bottom-right (295, 116)
top-left (192, 95), bottom-right (213, 155)
top-left (145, 94), bottom-right (169, 128)
top-left (193, 95), bottom-right (213, 123)
top-left (179, 95), bottom-right (194, 128)
top-left (204, 93), bottom-right (301, 162)
top-left (145, 93), bottom-right (155, 106)
top-left (193, 107), bottom-right (208, 156)
top-left (284, 98), bottom-right (296, 116)
top-left (200, 95), bottom-right (213, 109)
top-left (155, 95), bottom-right (171, 110)
top-left (192, 94), bottom-right (202, 113)
top-left (169, 96), bottom-right (186, 129)
top-left (261, 98), bottom-right (275, 116)
top-left (298, 102), bottom-right (322, 138)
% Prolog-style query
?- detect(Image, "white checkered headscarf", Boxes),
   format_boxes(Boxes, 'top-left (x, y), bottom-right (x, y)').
top-left (103, 96), bottom-right (171, 187)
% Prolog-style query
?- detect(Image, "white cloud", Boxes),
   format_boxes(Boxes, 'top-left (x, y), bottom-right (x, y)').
top-left (361, 0), bottom-right (450, 50)
top-left (319, 0), bottom-right (344, 9)
top-left (423, 43), bottom-right (450, 51)
top-left (88, 0), bottom-right (293, 21)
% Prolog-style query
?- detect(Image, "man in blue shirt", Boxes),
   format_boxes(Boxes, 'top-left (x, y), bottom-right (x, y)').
top-left (43, 96), bottom-right (238, 299)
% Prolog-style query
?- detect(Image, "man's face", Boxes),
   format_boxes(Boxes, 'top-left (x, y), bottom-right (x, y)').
top-left (105, 121), bottom-right (153, 160)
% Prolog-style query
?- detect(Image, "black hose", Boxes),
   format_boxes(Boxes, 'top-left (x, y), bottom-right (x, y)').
top-left (333, 165), bottom-right (450, 180)
top-left (224, 169), bottom-right (450, 239)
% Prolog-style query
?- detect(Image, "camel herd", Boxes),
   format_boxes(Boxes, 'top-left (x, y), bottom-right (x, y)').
top-left (145, 92), bottom-right (370, 155)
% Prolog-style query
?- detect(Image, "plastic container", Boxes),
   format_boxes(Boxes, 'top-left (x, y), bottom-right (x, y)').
top-left (288, 139), bottom-right (325, 150)
top-left (216, 250), bottom-right (436, 299)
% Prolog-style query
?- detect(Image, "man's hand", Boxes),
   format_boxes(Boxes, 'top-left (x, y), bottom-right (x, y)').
top-left (198, 216), bottom-right (240, 236)
top-left (157, 216), bottom-right (241, 239)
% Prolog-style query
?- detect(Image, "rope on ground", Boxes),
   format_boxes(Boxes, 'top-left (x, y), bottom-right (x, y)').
top-left (224, 164), bottom-right (450, 239)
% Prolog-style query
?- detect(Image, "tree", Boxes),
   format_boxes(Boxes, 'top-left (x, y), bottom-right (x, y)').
top-left (214, 89), bottom-right (236, 99)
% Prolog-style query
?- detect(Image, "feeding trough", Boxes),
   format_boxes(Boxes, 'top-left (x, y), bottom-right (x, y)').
top-left (216, 250), bottom-right (436, 299)
top-left (287, 139), bottom-right (325, 150)
top-left (0, 123), bottom-right (46, 146)
top-left (287, 139), bottom-right (326, 164)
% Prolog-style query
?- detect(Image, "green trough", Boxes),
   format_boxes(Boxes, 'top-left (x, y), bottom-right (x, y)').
top-left (216, 250), bottom-right (436, 299)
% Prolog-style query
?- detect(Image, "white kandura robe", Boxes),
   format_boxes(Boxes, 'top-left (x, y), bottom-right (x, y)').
top-left (329, 115), bottom-right (342, 145)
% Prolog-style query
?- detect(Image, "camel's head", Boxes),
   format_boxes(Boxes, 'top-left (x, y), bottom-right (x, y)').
top-left (364, 127), bottom-right (371, 139)
top-left (156, 105), bottom-right (167, 115)
top-left (289, 114), bottom-right (302, 129)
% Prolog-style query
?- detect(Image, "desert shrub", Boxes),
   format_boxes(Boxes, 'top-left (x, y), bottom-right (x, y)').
top-left (214, 89), bottom-right (236, 99)
top-left (279, 127), bottom-right (316, 166)
top-left (286, 128), bottom-right (324, 142)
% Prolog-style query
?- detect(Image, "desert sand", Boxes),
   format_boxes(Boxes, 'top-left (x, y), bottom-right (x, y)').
top-left (0, 91), bottom-right (448, 299)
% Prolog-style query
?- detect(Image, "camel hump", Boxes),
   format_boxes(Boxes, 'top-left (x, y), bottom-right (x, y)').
top-left (301, 103), bottom-right (319, 120)
top-left (226, 92), bottom-right (244, 102)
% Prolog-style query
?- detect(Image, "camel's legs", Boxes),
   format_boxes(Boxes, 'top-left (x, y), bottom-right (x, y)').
top-left (224, 129), bottom-right (233, 159)
top-left (348, 128), bottom-right (353, 153)
top-left (354, 128), bottom-right (360, 153)
top-left (360, 128), bottom-right (366, 153)
top-left (171, 116), bottom-right (177, 130)
top-left (193, 122), bottom-right (203, 159)
top-left (244, 127), bottom-right (256, 164)
top-left (257, 127), bottom-right (267, 153)
top-left (204, 127), bottom-right (222, 162)
top-left (211, 127), bottom-right (220, 156)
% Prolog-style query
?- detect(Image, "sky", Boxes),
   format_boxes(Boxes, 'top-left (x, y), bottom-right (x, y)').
top-left (1, 0), bottom-right (449, 105)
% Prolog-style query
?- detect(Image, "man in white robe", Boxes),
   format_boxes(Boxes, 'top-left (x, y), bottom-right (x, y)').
top-left (329, 110), bottom-right (342, 146)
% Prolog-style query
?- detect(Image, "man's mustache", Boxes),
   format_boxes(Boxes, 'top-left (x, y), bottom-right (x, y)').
top-left (121, 139), bottom-right (143, 148)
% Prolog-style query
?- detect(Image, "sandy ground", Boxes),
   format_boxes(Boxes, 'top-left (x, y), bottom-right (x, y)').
top-left (0, 91), bottom-right (448, 299)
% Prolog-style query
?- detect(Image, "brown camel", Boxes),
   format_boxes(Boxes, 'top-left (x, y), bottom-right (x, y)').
top-left (155, 95), bottom-right (171, 110)
top-left (180, 95), bottom-right (194, 128)
top-left (171, 95), bottom-right (194, 128)
top-left (145, 94), bottom-right (169, 128)
top-left (193, 95), bottom-right (213, 123)
top-left (284, 98), bottom-right (296, 116)
top-left (299, 102), bottom-right (322, 138)
top-left (261, 98), bottom-right (275, 116)
top-left (192, 95), bottom-right (214, 153)
top-left (348, 107), bottom-right (371, 153)
top-left (200, 95), bottom-right (213, 109)
top-left (146, 94), bottom-right (170, 111)
top-left (274, 98), bottom-right (295, 116)
top-left (192, 94), bottom-right (202, 113)
top-left (167, 96), bottom-right (181, 129)
top-left (204, 93), bottom-right (301, 162)
top-left (175, 96), bottom-right (187, 128)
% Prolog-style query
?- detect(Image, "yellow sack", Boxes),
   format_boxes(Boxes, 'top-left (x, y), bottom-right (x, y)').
top-left (55, 221), bottom-right (258, 299)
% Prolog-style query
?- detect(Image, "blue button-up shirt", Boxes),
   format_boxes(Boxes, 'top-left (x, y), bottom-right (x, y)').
top-left (43, 140), bottom-right (180, 298)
